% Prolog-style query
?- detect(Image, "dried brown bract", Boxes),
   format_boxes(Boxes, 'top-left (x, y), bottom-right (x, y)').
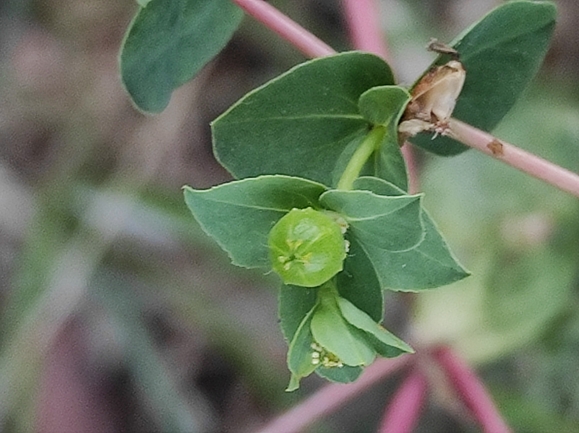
top-left (427, 38), bottom-right (460, 59)
top-left (398, 59), bottom-right (466, 141)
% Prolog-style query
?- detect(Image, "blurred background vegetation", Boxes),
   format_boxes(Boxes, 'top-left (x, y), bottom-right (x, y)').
top-left (0, 0), bottom-right (578, 431)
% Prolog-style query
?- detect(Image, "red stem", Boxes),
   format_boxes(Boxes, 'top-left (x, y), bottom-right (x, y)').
top-left (433, 346), bottom-right (512, 433)
top-left (231, 0), bottom-right (336, 58)
top-left (256, 356), bottom-right (410, 433)
top-left (377, 369), bottom-right (428, 433)
top-left (449, 118), bottom-right (579, 199)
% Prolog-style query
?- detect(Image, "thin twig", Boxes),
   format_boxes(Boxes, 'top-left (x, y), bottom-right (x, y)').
top-left (232, 0), bottom-right (335, 58)
top-left (377, 369), bottom-right (428, 433)
top-left (256, 356), bottom-right (410, 433)
top-left (433, 346), bottom-right (512, 433)
top-left (449, 118), bottom-right (579, 199)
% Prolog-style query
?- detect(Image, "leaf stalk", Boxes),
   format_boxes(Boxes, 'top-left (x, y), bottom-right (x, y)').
top-left (337, 126), bottom-right (386, 190)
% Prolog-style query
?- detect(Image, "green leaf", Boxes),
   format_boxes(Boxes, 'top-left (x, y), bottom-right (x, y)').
top-left (411, 1), bottom-right (556, 155)
top-left (279, 284), bottom-right (318, 342)
top-left (213, 52), bottom-right (395, 186)
top-left (350, 177), bottom-right (469, 290)
top-left (320, 190), bottom-right (424, 252)
top-left (310, 288), bottom-right (376, 366)
top-left (337, 297), bottom-right (413, 357)
top-left (183, 175), bottom-right (327, 268)
top-left (286, 306), bottom-right (318, 391)
top-left (358, 86), bottom-right (411, 190)
top-left (358, 85), bottom-right (411, 127)
top-left (120, 0), bottom-right (243, 112)
top-left (359, 130), bottom-right (409, 191)
top-left (315, 365), bottom-right (363, 383)
top-left (353, 177), bottom-right (402, 196)
top-left (336, 233), bottom-right (383, 322)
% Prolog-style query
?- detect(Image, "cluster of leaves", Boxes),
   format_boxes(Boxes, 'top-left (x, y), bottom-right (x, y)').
top-left (120, 0), bottom-right (556, 388)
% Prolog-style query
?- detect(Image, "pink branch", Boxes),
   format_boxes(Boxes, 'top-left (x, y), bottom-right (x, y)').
top-left (449, 118), bottom-right (579, 199)
top-left (433, 346), bottom-right (512, 433)
top-left (377, 369), bottom-right (428, 433)
top-left (256, 356), bottom-right (410, 433)
top-left (342, 0), bottom-right (390, 59)
top-left (232, 0), bottom-right (336, 58)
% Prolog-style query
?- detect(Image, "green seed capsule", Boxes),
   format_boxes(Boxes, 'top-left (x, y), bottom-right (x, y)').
top-left (268, 208), bottom-right (347, 287)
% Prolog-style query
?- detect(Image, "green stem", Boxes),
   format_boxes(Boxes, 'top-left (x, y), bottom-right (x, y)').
top-left (317, 280), bottom-right (338, 302)
top-left (336, 126), bottom-right (385, 190)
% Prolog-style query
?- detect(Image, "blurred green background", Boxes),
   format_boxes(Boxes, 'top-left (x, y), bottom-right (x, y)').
top-left (0, 0), bottom-right (578, 431)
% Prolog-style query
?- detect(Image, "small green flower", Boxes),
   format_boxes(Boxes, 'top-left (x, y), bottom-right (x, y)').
top-left (268, 207), bottom-right (347, 287)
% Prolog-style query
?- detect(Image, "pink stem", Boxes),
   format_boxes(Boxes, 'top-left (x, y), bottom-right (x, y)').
top-left (449, 118), bottom-right (579, 199)
top-left (378, 369), bottom-right (428, 433)
top-left (433, 346), bottom-right (512, 433)
top-left (342, 0), bottom-right (390, 59)
top-left (232, 0), bottom-right (336, 58)
top-left (256, 356), bottom-right (410, 433)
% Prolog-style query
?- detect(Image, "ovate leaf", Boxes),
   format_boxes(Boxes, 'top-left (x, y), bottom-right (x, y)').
top-left (120, 0), bottom-right (243, 112)
top-left (213, 52), bottom-right (395, 186)
top-left (350, 177), bottom-right (469, 290)
top-left (411, 1), bottom-right (556, 155)
top-left (183, 175), bottom-right (326, 268)
top-left (320, 190), bottom-right (424, 252)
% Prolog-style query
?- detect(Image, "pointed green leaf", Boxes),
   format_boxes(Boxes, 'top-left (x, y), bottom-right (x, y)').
top-left (337, 297), bottom-right (413, 357)
top-left (183, 175), bottom-right (327, 268)
top-left (120, 0), bottom-right (243, 112)
top-left (286, 307), bottom-right (318, 391)
top-left (358, 213), bottom-right (470, 290)
top-left (213, 52), bottom-right (395, 186)
top-left (320, 190), bottom-right (424, 252)
top-left (411, 1), bottom-right (556, 155)
top-left (350, 177), bottom-right (469, 290)
top-left (310, 290), bottom-right (376, 366)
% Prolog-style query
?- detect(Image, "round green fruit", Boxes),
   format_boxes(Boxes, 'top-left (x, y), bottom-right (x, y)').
top-left (268, 208), bottom-right (347, 287)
